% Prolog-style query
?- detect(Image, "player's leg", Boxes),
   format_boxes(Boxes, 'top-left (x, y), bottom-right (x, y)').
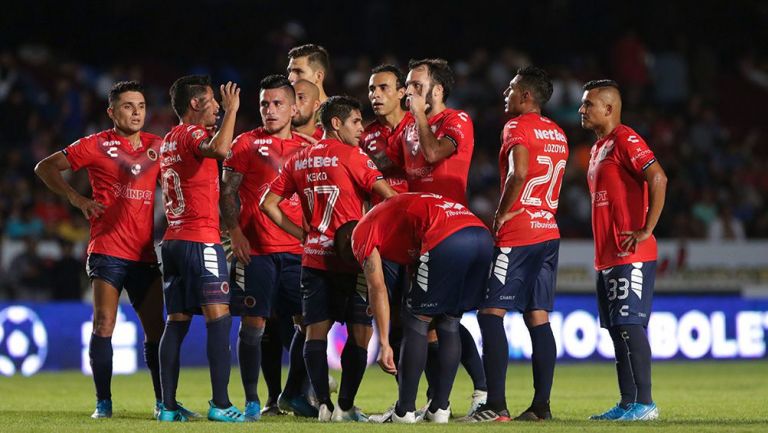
top-left (428, 314), bottom-right (461, 420)
top-left (300, 267), bottom-right (335, 419)
top-left (89, 276), bottom-right (121, 418)
top-left (459, 323), bottom-right (487, 411)
top-left (395, 310), bottom-right (430, 418)
top-left (259, 318), bottom-right (284, 413)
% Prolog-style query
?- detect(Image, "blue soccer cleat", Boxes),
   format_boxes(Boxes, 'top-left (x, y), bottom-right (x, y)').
top-left (157, 406), bottom-right (188, 422)
top-left (589, 403), bottom-right (629, 420)
top-left (617, 402), bottom-right (659, 421)
top-left (155, 401), bottom-right (200, 420)
top-left (207, 401), bottom-right (245, 423)
top-left (278, 393), bottom-right (319, 418)
top-left (91, 399), bottom-right (112, 419)
top-left (244, 401), bottom-right (262, 422)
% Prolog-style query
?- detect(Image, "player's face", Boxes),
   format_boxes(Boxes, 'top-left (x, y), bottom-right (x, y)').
top-left (503, 75), bottom-right (524, 116)
top-left (260, 88), bottom-right (296, 134)
top-left (406, 66), bottom-right (434, 113)
top-left (579, 89), bottom-right (604, 130)
top-left (337, 109), bottom-right (364, 146)
top-left (292, 83), bottom-right (319, 128)
top-left (196, 86), bottom-right (220, 128)
top-left (287, 57), bottom-right (316, 85)
top-left (369, 72), bottom-right (404, 116)
top-left (108, 91), bottom-right (146, 134)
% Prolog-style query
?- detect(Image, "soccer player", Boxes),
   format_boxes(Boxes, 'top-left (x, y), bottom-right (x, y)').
top-left (466, 66), bottom-right (568, 422)
top-left (156, 75), bottom-right (244, 422)
top-left (287, 44), bottom-right (330, 103)
top-left (34, 81), bottom-right (167, 419)
top-left (220, 74), bottom-right (315, 420)
top-left (292, 79), bottom-right (324, 141)
top-left (580, 79), bottom-right (667, 421)
top-left (390, 58), bottom-right (488, 414)
top-left (261, 96), bottom-right (397, 422)
top-left (350, 193), bottom-right (493, 423)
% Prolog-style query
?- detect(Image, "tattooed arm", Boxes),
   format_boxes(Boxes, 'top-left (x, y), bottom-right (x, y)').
top-left (220, 170), bottom-right (250, 264)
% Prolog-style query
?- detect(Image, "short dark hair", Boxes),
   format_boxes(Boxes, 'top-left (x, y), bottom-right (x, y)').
top-left (583, 79), bottom-right (620, 91)
top-left (108, 81), bottom-right (144, 106)
top-left (515, 66), bottom-right (554, 106)
top-left (288, 44), bottom-right (330, 72)
top-left (169, 75), bottom-right (211, 118)
top-left (371, 64), bottom-right (405, 89)
top-left (318, 95), bottom-right (362, 130)
top-left (260, 74), bottom-right (295, 99)
top-left (408, 58), bottom-right (454, 101)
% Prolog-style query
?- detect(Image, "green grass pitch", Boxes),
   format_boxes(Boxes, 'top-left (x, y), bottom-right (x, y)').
top-left (1, 361), bottom-right (766, 432)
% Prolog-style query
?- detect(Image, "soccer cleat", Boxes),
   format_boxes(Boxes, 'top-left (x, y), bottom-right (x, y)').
top-left (305, 374), bottom-right (338, 409)
top-left (514, 403), bottom-right (552, 421)
top-left (414, 399), bottom-right (431, 420)
top-left (317, 403), bottom-right (333, 422)
top-left (278, 393), bottom-right (318, 418)
top-left (154, 401), bottom-right (162, 419)
top-left (468, 389), bottom-right (488, 416)
top-left (207, 401), bottom-right (245, 423)
top-left (367, 404), bottom-right (417, 424)
top-left (177, 402), bottom-right (201, 419)
top-left (91, 399), bottom-right (112, 419)
top-left (260, 401), bottom-right (285, 416)
top-left (425, 405), bottom-right (451, 423)
top-left (157, 407), bottom-right (188, 422)
top-left (331, 405), bottom-right (369, 422)
top-left (616, 402), bottom-right (659, 421)
top-left (589, 403), bottom-right (629, 420)
top-left (456, 403), bottom-right (511, 422)
top-left (244, 401), bottom-right (261, 422)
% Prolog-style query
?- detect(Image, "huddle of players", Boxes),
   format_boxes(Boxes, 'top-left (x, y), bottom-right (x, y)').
top-left (34, 43), bottom-right (667, 423)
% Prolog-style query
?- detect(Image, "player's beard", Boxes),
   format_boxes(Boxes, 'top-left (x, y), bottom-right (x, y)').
top-left (424, 85), bottom-right (434, 115)
top-left (291, 112), bottom-right (312, 128)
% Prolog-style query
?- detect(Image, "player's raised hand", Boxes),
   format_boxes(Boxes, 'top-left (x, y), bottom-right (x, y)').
top-left (377, 344), bottom-right (397, 375)
top-left (407, 90), bottom-right (427, 115)
top-left (219, 81), bottom-right (241, 113)
top-left (71, 195), bottom-right (106, 219)
top-left (620, 228), bottom-right (652, 253)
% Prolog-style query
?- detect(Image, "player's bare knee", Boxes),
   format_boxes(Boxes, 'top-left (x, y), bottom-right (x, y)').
top-left (92, 311), bottom-right (116, 337)
top-left (349, 323), bottom-right (373, 347)
top-left (479, 307), bottom-right (506, 317)
top-left (524, 310), bottom-right (549, 328)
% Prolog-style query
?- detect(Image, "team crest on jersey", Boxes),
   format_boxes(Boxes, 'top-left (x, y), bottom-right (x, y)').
top-left (146, 148), bottom-right (158, 161)
top-left (220, 282), bottom-right (230, 294)
top-left (192, 129), bottom-right (205, 140)
top-left (597, 139), bottom-right (615, 162)
top-left (367, 160), bottom-right (376, 170)
top-left (131, 164), bottom-right (142, 175)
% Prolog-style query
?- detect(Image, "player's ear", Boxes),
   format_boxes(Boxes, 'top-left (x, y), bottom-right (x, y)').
top-left (432, 83), bottom-right (444, 101)
top-left (604, 103), bottom-right (613, 117)
top-left (106, 106), bottom-right (115, 121)
top-left (396, 86), bottom-right (406, 100)
top-left (315, 68), bottom-right (325, 85)
top-left (331, 116), bottom-right (342, 131)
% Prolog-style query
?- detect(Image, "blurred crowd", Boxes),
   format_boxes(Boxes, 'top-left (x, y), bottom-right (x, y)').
top-left (1, 19), bottom-right (767, 300)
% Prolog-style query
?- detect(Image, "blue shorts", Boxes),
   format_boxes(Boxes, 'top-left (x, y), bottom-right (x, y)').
top-left (596, 261), bottom-right (656, 328)
top-left (230, 253), bottom-right (302, 318)
top-left (405, 226), bottom-right (493, 316)
top-left (383, 259), bottom-right (407, 303)
top-left (161, 240), bottom-right (230, 315)
top-left (300, 267), bottom-right (372, 326)
top-left (86, 253), bottom-right (161, 309)
top-left (483, 239), bottom-right (559, 312)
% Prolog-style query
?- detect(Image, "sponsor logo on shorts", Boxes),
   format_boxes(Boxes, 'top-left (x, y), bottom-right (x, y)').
top-left (220, 282), bottom-right (230, 294)
top-left (244, 296), bottom-right (256, 308)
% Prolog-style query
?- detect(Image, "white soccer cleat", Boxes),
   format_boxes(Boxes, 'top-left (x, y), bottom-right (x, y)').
top-left (468, 390), bottom-right (487, 416)
top-left (368, 404), bottom-right (418, 424)
top-left (317, 403), bottom-right (332, 422)
top-left (331, 405), bottom-right (368, 422)
top-left (425, 405), bottom-right (451, 423)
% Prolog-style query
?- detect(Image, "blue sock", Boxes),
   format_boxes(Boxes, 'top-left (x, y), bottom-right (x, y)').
top-left (397, 313), bottom-right (429, 414)
top-left (206, 314), bottom-right (233, 408)
top-left (283, 329), bottom-right (306, 397)
top-left (429, 317), bottom-right (461, 412)
top-left (338, 338), bottom-right (368, 411)
top-left (529, 322), bottom-right (556, 406)
top-left (424, 341), bottom-right (439, 401)
top-left (619, 325), bottom-right (653, 405)
top-left (89, 334), bottom-right (113, 401)
top-left (478, 313), bottom-right (507, 411)
top-left (609, 327), bottom-right (636, 408)
top-left (238, 324), bottom-right (264, 402)
top-left (159, 320), bottom-right (190, 410)
top-left (304, 339), bottom-right (332, 409)
top-left (143, 341), bottom-right (162, 401)
top-left (261, 319), bottom-right (283, 404)
top-left (459, 324), bottom-right (487, 391)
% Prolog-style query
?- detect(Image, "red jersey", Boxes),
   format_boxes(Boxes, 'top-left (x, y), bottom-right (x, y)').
top-left (496, 113), bottom-right (569, 247)
top-left (269, 139), bottom-right (384, 272)
top-left (351, 193), bottom-right (487, 265)
top-left (389, 108), bottom-right (474, 204)
top-left (587, 124), bottom-right (658, 270)
top-left (63, 129), bottom-right (161, 262)
top-left (360, 114), bottom-right (411, 204)
top-left (223, 128), bottom-right (308, 255)
top-left (160, 123), bottom-right (220, 243)
top-left (311, 126), bottom-right (324, 141)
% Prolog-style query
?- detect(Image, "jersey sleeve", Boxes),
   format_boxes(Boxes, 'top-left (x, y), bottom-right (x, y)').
top-left (347, 147), bottom-right (384, 192)
top-left (351, 224), bottom-right (378, 265)
top-left (616, 130), bottom-right (656, 174)
top-left (222, 133), bottom-right (251, 174)
top-left (436, 110), bottom-right (473, 151)
top-left (61, 135), bottom-right (98, 171)
top-left (184, 125), bottom-right (211, 157)
top-left (502, 120), bottom-right (528, 149)
top-left (269, 159), bottom-right (298, 199)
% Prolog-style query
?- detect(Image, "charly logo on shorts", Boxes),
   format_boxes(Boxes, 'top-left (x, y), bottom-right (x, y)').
top-left (244, 296), bottom-right (256, 308)
top-left (146, 148), bottom-right (158, 161)
top-left (220, 282), bottom-right (230, 294)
